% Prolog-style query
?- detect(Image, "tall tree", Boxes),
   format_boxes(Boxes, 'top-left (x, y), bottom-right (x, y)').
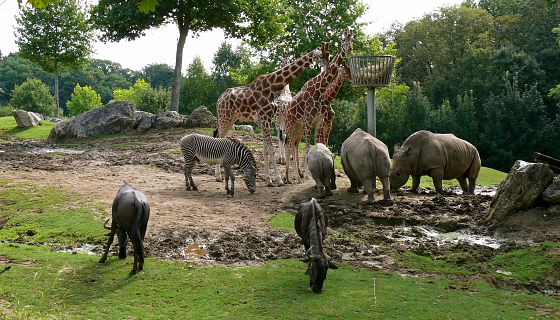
top-left (180, 56), bottom-right (213, 115)
top-left (15, 0), bottom-right (93, 118)
top-left (92, 0), bottom-right (285, 112)
top-left (142, 63), bottom-right (174, 89)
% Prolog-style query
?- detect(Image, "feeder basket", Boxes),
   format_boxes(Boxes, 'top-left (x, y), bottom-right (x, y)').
top-left (348, 55), bottom-right (396, 88)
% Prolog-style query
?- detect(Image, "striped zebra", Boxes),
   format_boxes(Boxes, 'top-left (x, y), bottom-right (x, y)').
top-left (179, 133), bottom-right (257, 197)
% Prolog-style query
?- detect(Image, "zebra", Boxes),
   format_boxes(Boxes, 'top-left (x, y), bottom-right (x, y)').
top-left (179, 133), bottom-right (257, 197)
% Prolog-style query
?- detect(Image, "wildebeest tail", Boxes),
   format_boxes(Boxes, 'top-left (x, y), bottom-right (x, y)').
top-left (213, 129), bottom-right (218, 137)
top-left (279, 129), bottom-right (286, 144)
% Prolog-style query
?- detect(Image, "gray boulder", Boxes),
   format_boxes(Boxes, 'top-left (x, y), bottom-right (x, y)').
top-left (12, 110), bottom-right (41, 128)
top-left (134, 111), bottom-right (154, 133)
top-left (542, 175), bottom-right (560, 204)
top-left (48, 101), bottom-right (136, 143)
top-left (44, 116), bottom-right (62, 123)
top-left (153, 111), bottom-right (185, 129)
top-left (185, 106), bottom-right (216, 128)
top-left (486, 160), bottom-right (555, 225)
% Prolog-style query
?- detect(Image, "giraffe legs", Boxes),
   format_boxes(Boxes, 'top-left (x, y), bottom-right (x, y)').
top-left (260, 122), bottom-right (284, 187)
top-left (302, 130), bottom-right (311, 180)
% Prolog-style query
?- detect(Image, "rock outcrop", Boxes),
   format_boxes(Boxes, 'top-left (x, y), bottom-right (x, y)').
top-left (542, 175), bottom-right (560, 204)
top-left (184, 106), bottom-right (216, 128)
top-left (12, 110), bottom-right (42, 128)
top-left (485, 160), bottom-right (555, 225)
top-left (48, 101), bottom-right (136, 143)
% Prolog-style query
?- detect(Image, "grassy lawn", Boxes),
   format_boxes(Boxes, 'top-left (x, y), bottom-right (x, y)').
top-left (1, 244), bottom-right (559, 319)
top-left (1, 180), bottom-right (559, 318)
top-left (0, 116), bottom-right (55, 139)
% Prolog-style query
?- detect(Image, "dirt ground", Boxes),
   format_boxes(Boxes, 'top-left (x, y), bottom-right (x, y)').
top-left (1, 128), bottom-right (559, 293)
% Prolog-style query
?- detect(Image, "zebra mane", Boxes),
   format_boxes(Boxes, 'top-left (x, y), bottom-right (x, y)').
top-left (226, 137), bottom-right (256, 167)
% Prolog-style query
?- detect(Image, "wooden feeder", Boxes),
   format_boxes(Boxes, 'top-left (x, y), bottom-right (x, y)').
top-left (348, 55), bottom-right (396, 137)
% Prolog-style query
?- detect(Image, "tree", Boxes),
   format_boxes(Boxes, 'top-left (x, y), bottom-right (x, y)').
top-left (66, 84), bottom-right (102, 116)
top-left (142, 63), bottom-right (174, 89)
top-left (92, 0), bottom-right (285, 113)
top-left (455, 90), bottom-right (478, 143)
top-left (15, 0), bottom-right (93, 118)
top-left (112, 79), bottom-right (169, 114)
top-left (0, 53), bottom-right (51, 105)
top-left (179, 56), bottom-right (214, 115)
top-left (480, 75), bottom-right (558, 170)
top-left (9, 77), bottom-right (56, 116)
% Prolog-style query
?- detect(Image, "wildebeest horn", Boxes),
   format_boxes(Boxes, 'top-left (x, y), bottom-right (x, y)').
top-left (103, 219), bottom-right (111, 230)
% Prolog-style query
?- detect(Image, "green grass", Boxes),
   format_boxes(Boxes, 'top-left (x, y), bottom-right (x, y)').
top-left (0, 180), bottom-right (106, 247)
top-left (0, 179), bottom-right (559, 318)
top-left (268, 211), bottom-right (296, 233)
top-left (0, 116), bottom-right (55, 139)
top-left (1, 244), bottom-right (559, 319)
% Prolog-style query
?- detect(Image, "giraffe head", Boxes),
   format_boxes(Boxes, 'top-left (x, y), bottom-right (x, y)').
top-left (320, 42), bottom-right (331, 71)
top-left (343, 29), bottom-right (354, 55)
top-left (340, 61), bottom-right (352, 81)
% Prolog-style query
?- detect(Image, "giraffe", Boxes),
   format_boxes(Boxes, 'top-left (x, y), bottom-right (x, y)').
top-left (283, 30), bottom-right (353, 184)
top-left (315, 61), bottom-right (352, 145)
top-left (215, 47), bottom-right (324, 187)
top-left (275, 43), bottom-right (331, 165)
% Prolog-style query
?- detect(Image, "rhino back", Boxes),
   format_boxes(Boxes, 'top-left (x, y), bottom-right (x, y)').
top-left (433, 134), bottom-right (480, 179)
top-left (341, 129), bottom-right (390, 179)
top-left (307, 144), bottom-right (334, 174)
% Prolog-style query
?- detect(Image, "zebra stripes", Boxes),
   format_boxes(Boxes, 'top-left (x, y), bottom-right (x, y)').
top-left (179, 133), bottom-right (257, 197)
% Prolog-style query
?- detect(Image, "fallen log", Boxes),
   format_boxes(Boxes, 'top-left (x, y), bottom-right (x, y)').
top-left (534, 152), bottom-right (560, 174)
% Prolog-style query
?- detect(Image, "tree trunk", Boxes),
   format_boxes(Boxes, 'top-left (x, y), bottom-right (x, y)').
top-left (54, 65), bottom-right (60, 118)
top-left (170, 25), bottom-right (189, 112)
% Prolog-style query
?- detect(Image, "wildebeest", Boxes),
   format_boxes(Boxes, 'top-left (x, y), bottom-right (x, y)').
top-left (341, 128), bottom-right (392, 205)
top-left (99, 183), bottom-right (150, 275)
top-left (306, 143), bottom-right (337, 198)
top-left (180, 133), bottom-right (257, 197)
top-left (390, 130), bottom-right (481, 194)
top-left (294, 198), bottom-right (338, 293)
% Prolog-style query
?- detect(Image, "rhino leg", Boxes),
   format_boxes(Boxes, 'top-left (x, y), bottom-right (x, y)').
top-left (380, 177), bottom-right (393, 206)
top-left (323, 177), bottom-right (332, 197)
top-left (457, 176), bottom-right (469, 194)
top-left (362, 178), bottom-right (375, 205)
top-left (410, 175), bottom-right (421, 193)
top-left (430, 169), bottom-right (444, 193)
top-left (468, 177), bottom-right (476, 194)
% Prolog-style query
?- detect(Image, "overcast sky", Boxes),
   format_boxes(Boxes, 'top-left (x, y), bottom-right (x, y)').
top-left (0, 0), bottom-right (463, 72)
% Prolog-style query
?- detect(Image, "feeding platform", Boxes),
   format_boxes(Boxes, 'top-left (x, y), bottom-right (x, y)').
top-left (347, 55), bottom-right (396, 137)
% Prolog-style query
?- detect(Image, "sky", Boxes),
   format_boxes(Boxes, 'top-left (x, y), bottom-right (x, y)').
top-left (0, 0), bottom-right (464, 72)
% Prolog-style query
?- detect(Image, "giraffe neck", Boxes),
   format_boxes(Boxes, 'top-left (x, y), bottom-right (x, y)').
top-left (323, 71), bottom-right (347, 104)
top-left (256, 51), bottom-right (316, 92)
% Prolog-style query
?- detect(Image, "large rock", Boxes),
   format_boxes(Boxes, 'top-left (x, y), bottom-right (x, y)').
top-left (134, 111), bottom-right (154, 133)
top-left (486, 160), bottom-right (555, 225)
top-left (12, 110), bottom-right (41, 128)
top-left (542, 175), bottom-right (560, 204)
top-left (48, 101), bottom-right (136, 143)
top-left (153, 111), bottom-right (185, 129)
top-left (184, 106), bottom-right (216, 128)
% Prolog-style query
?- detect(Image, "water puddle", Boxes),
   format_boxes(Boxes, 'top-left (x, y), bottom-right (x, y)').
top-left (391, 225), bottom-right (502, 249)
top-left (27, 147), bottom-right (85, 155)
top-left (56, 243), bottom-right (103, 255)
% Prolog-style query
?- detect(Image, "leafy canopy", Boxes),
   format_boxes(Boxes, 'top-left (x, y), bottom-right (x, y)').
top-left (9, 77), bottom-right (55, 117)
top-left (66, 84), bottom-right (102, 116)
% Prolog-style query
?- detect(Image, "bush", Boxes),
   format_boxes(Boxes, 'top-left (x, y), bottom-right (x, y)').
top-left (8, 77), bottom-right (55, 117)
top-left (66, 84), bottom-right (102, 116)
top-left (113, 79), bottom-right (170, 114)
top-left (0, 105), bottom-right (13, 117)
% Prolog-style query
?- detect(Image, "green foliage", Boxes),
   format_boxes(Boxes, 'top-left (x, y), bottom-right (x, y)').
top-left (66, 84), bottom-right (102, 116)
top-left (454, 90), bottom-right (478, 142)
top-left (328, 99), bottom-right (365, 151)
top-left (268, 211), bottom-right (296, 233)
top-left (142, 63), bottom-right (174, 88)
top-left (426, 99), bottom-right (457, 134)
top-left (376, 84), bottom-right (410, 150)
top-left (480, 75), bottom-right (559, 170)
top-left (8, 77), bottom-right (55, 117)
top-left (0, 53), bottom-right (52, 105)
top-left (113, 79), bottom-right (169, 114)
top-left (0, 105), bottom-right (14, 117)
top-left (179, 56), bottom-right (214, 115)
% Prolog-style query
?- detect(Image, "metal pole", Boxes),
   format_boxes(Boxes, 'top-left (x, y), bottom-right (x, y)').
top-left (367, 88), bottom-right (376, 137)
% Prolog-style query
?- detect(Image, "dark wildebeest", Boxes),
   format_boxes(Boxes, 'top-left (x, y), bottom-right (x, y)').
top-left (294, 198), bottom-right (337, 293)
top-left (99, 183), bottom-right (150, 275)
